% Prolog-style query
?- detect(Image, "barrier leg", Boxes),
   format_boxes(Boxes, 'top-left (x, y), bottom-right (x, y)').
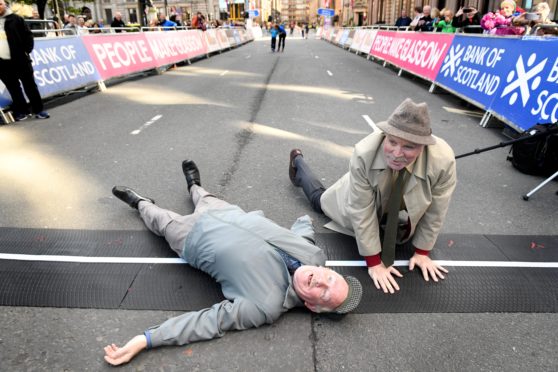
top-left (428, 83), bottom-right (436, 93)
top-left (383, 61), bottom-right (387, 67)
top-left (97, 81), bottom-right (107, 92)
top-left (1, 109), bottom-right (12, 124)
top-left (479, 111), bottom-right (492, 128)
top-left (522, 170), bottom-right (558, 201)
top-left (398, 69), bottom-right (403, 77)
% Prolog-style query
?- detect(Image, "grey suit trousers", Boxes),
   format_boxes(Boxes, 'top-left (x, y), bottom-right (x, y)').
top-left (138, 185), bottom-right (230, 257)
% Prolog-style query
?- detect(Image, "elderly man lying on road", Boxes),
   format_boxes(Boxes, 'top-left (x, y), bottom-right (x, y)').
top-left (104, 160), bottom-right (362, 366)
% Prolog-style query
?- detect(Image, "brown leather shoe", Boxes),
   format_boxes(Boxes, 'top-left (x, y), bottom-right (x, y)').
top-left (289, 149), bottom-right (303, 186)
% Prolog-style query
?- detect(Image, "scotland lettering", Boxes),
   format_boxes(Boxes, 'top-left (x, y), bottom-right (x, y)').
top-left (31, 45), bottom-right (96, 86)
top-left (29, 38), bottom-right (100, 97)
top-left (436, 36), bottom-right (558, 131)
top-left (531, 57), bottom-right (558, 122)
top-left (440, 44), bottom-right (505, 96)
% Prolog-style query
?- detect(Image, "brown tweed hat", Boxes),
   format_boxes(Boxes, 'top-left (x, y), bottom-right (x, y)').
top-left (332, 275), bottom-right (363, 314)
top-left (376, 98), bottom-right (436, 145)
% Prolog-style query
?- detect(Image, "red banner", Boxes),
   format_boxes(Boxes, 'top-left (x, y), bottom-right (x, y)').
top-left (144, 30), bottom-right (208, 65)
top-left (370, 32), bottom-right (454, 81)
top-left (81, 34), bottom-right (157, 80)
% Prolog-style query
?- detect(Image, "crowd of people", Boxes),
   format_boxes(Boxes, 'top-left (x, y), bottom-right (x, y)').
top-left (394, 0), bottom-right (557, 36)
top-left (22, 9), bottom-right (218, 36)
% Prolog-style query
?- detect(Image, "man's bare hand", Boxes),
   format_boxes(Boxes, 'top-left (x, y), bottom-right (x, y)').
top-left (368, 264), bottom-right (403, 294)
top-left (409, 253), bottom-right (448, 282)
top-left (103, 334), bottom-right (147, 366)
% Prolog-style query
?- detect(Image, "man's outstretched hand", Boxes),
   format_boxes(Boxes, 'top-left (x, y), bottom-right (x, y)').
top-left (368, 264), bottom-right (403, 294)
top-left (409, 253), bottom-right (448, 282)
top-left (104, 334), bottom-right (147, 366)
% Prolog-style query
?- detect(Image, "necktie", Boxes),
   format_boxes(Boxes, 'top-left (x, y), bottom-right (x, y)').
top-left (382, 169), bottom-right (408, 267)
top-left (275, 248), bottom-right (302, 275)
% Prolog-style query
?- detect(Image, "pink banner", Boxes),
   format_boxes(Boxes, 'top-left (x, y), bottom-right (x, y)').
top-left (144, 30), bottom-right (208, 65)
top-left (204, 29), bottom-right (221, 53)
top-left (370, 31), bottom-right (454, 81)
top-left (81, 34), bottom-right (157, 80)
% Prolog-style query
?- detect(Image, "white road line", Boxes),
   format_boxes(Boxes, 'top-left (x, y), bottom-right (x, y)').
top-left (0, 253), bottom-right (187, 264)
top-left (326, 260), bottom-right (558, 268)
top-left (220, 70), bottom-right (229, 76)
top-left (327, 70), bottom-right (333, 76)
top-left (245, 55), bottom-right (251, 59)
top-left (1, 253), bottom-right (556, 268)
top-left (362, 114), bottom-right (379, 132)
top-left (130, 114), bottom-right (162, 135)
top-left (315, 55), bottom-right (319, 59)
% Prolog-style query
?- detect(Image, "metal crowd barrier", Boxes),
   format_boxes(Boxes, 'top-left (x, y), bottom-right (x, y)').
top-left (530, 23), bottom-right (558, 35)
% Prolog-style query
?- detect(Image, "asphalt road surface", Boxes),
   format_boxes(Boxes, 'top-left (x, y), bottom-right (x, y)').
top-left (1, 34), bottom-right (556, 371)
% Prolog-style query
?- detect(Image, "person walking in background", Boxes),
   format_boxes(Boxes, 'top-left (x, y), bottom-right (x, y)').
top-left (0, 0), bottom-right (49, 121)
top-left (305, 23), bottom-right (309, 38)
top-left (269, 23), bottom-right (278, 52)
top-left (278, 22), bottom-right (287, 52)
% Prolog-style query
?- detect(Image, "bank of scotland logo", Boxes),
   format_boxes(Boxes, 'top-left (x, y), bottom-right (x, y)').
top-left (501, 53), bottom-right (547, 107)
top-left (440, 44), bottom-right (464, 78)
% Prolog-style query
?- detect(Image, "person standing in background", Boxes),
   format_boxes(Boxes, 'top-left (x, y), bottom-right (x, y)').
top-left (0, 0), bottom-right (49, 121)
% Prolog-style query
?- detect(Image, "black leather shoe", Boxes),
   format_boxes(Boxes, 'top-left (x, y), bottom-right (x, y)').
top-left (289, 149), bottom-right (303, 186)
top-left (112, 186), bottom-right (154, 209)
top-left (182, 160), bottom-right (201, 191)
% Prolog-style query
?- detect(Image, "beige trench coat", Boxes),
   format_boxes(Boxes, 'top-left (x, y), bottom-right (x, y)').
top-left (320, 131), bottom-right (457, 257)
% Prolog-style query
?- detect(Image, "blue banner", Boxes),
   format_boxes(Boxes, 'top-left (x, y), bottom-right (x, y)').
top-left (435, 35), bottom-right (558, 131)
top-left (30, 37), bottom-right (100, 98)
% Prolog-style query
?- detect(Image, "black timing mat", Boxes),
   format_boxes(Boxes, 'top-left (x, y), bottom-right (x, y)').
top-left (0, 228), bottom-right (557, 313)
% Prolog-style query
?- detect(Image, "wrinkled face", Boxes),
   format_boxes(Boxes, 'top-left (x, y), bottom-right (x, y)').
top-left (401, 10), bottom-right (407, 17)
top-left (501, 2), bottom-right (515, 16)
top-left (0, 0), bottom-right (6, 17)
top-left (293, 266), bottom-right (348, 312)
top-left (423, 6), bottom-right (431, 15)
top-left (383, 134), bottom-right (424, 171)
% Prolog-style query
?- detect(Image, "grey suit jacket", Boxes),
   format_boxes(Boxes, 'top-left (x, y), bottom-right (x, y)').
top-left (146, 206), bottom-right (325, 348)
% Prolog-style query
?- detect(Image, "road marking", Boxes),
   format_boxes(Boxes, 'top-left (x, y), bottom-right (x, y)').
top-left (327, 70), bottom-right (333, 76)
top-left (315, 55), bottom-right (319, 59)
top-left (326, 260), bottom-right (558, 268)
top-left (0, 253), bottom-right (186, 264)
top-left (220, 70), bottom-right (229, 76)
top-left (1, 253), bottom-right (557, 269)
top-left (130, 114), bottom-right (162, 135)
top-left (362, 114), bottom-right (379, 132)
top-left (245, 55), bottom-right (251, 59)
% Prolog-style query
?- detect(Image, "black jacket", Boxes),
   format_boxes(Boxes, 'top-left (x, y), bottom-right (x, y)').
top-left (3, 13), bottom-right (34, 63)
